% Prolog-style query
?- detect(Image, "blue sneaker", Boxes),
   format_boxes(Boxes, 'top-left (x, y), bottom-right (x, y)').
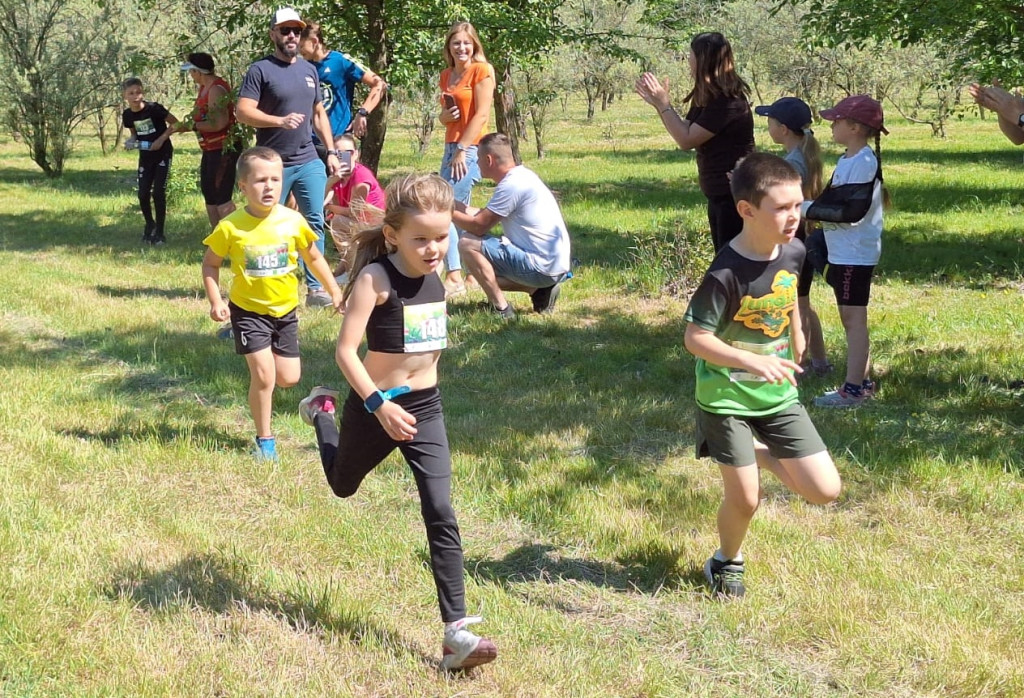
top-left (254, 436), bottom-right (278, 461)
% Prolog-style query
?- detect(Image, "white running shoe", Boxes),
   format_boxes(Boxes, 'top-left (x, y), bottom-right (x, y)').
top-left (440, 616), bottom-right (498, 671)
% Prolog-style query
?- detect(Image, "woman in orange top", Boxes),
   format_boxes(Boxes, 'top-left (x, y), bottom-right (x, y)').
top-left (438, 21), bottom-right (494, 296)
top-left (181, 52), bottom-right (239, 226)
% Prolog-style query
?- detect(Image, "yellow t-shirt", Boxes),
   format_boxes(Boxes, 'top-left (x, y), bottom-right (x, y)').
top-left (203, 205), bottom-right (318, 317)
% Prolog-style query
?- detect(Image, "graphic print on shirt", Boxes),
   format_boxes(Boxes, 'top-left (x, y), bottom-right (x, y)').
top-left (403, 300), bottom-right (447, 352)
top-left (242, 243), bottom-right (292, 278)
top-left (134, 118), bottom-right (156, 136)
top-left (320, 83), bottom-right (335, 112)
top-left (733, 270), bottom-right (798, 338)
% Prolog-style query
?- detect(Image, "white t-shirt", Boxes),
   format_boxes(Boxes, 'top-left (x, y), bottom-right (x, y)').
top-left (810, 146), bottom-right (883, 265)
top-left (485, 166), bottom-right (571, 276)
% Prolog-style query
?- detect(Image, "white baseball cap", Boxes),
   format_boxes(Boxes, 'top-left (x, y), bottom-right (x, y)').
top-left (270, 7), bottom-right (305, 30)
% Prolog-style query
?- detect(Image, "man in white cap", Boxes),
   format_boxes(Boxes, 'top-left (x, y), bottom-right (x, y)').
top-left (236, 7), bottom-right (342, 307)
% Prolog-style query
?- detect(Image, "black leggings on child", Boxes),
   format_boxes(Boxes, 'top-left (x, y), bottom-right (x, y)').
top-left (313, 387), bottom-right (466, 622)
top-left (137, 155), bottom-right (171, 231)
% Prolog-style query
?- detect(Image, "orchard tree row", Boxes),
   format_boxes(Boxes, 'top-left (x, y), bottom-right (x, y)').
top-left (1, 0), bottom-right (1020, 176)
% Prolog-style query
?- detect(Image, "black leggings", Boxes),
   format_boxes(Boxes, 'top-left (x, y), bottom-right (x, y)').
top-left (137, 154), bottom-right (171, 230)
top-left (706, 193), bottom-right (744, 252)
top-left (314, 387), bottom-right (466, 622)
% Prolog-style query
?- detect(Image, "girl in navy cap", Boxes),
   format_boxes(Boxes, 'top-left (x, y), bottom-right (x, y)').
top-left (755, 97), bottom-right (831, 377)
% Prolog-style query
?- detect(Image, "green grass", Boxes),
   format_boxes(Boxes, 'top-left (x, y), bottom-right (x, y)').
top-left (1, 98), bottom-right (1023, 697)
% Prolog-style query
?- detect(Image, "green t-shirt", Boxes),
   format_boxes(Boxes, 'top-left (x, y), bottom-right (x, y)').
top-left (683, 240), bottom-right (805, 416)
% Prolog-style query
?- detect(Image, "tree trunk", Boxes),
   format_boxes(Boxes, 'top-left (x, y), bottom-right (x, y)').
top-left (359, 0), bottom-right (387, 174)
top-left (492, 57), bottom-right (522, 164)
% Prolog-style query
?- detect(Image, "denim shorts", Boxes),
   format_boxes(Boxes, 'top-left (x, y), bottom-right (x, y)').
top-left (480, 236), bottom-right (565, 289)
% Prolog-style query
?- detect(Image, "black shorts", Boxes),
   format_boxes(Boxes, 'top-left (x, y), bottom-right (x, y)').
top-left (696, 402), bottom-right (828, 467)
top-left (228, 302), bottom-right (299, 357)
top-left (200, 149), bottom-right (240, 206)
top-left (825, 264), bottom-right (875, 307)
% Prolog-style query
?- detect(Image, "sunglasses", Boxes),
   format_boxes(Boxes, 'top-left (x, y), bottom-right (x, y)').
top-left (277, 26), bottom-right (302, 37)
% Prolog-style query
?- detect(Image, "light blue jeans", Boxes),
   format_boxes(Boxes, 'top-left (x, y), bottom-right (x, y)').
top-left (440, 143), bottom-right (480, 275)
top-left (282, 158), bottom-right (327, 291)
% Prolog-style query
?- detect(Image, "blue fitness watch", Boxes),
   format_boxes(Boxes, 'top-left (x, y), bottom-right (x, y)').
top-left (363, 385), bottom-right (412, 413)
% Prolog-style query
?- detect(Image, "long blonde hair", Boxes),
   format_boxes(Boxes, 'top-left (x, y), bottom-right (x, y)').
top-left (797, 130), bottom-right (824, 200)
top-left (442, 21), bottom-right (488, 69)
top-left (344, 174), bottom-right (455, 302)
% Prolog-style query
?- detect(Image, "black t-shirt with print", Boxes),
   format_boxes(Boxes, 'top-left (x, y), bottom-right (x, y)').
top-left (122, 102), bottom-right (173, 161)
top-left (684, 240), bottom-right (805, 416)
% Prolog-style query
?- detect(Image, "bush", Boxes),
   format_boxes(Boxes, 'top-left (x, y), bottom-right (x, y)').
top-left (626, 223), bottom-right (714, 299)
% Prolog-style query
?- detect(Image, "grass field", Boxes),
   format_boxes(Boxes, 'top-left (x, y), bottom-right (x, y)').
top-left (1, 97), bottom-right (1023, 697)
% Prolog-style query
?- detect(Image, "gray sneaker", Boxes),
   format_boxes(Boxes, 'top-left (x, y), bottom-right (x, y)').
top-left (298, 386), bottom-right (339, 426)
top-left (306, 290), bottom-right (333, 308)
top-left (530, 282), bottom-right (561, 313)
top-left (704, 556), bottom-right (746, 598)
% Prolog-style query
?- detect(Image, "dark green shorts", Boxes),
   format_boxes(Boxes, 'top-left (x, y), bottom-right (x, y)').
top-left (696, 402), bottom-right (827, 467)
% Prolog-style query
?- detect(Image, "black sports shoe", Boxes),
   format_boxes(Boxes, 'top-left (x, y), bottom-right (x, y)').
top-left (704, 556), bottom-right (745, 598)
top-left (530, 283), bottom-right (561, 313)
top-left (150, 228), bottom-right (165, 246)
top-left (491, 304), bottom-right (516, 320)
top-left (142, 222), bottom-right (155, 243)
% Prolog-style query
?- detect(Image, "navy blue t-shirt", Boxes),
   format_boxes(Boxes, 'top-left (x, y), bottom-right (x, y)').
top-left (122, 102), bottom-right (173, 162)
top-left (239, 55), bottom-right (320, 167)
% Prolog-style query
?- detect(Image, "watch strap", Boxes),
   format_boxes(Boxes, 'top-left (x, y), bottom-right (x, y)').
top-left (364, 385), bottom-right (412, 413)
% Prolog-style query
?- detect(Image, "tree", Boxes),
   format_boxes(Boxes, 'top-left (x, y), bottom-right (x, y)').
top-left (0, 0), bottom-right (125, 176)
top-left (777, 0), bottom-right (1024, 83)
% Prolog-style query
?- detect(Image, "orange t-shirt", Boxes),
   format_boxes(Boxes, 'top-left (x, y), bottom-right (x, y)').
top-left (439, 62), bottom-right (495, 145)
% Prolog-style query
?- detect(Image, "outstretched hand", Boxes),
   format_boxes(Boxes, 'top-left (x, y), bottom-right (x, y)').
top-left (635, 72), bottom-right (670, 112)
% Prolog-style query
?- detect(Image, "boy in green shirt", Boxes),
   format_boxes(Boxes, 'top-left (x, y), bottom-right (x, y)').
top-left (683, 152), bottom-right (841, 597)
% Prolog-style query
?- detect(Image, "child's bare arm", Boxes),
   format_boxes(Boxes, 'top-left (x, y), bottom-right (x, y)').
top-left (684, 323), bottom-right (802, 386)
top-left (201, 248), bottom-right (229, 321)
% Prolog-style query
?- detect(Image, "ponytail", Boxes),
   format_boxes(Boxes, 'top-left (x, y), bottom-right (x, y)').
top-left (799, 130), bottom-right (824, 200)
top-left (874, 131), bottom-right (892, 209)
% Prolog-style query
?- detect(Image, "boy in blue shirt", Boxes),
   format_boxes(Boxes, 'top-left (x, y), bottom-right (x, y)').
top-left (683, 152), bottom-right (841, 597)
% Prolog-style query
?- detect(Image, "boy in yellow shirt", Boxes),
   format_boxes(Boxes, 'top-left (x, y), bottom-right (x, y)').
top-left (202, 146), bottom-right (343, 460)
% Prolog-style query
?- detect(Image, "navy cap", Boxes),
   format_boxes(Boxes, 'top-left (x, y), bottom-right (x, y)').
top-left (754, 97), bottom-right (813, 133)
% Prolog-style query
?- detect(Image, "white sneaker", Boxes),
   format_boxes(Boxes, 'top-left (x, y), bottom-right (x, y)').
top-left (298, 386), bottom-right (340, 426)
top-left (440, 616), bottom-right (498, 671)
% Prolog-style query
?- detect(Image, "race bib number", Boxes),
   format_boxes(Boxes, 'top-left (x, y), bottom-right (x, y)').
top-left (242, 243), bottom-right (292, 278)
top-left (728, 337), bottom-right (791, 383)
top-left (403, 300), bottom-right (447, 352)
top-left (134, 117), bottom-right (156, 136)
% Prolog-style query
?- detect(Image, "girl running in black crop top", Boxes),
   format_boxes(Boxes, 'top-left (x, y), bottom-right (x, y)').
top-left (297, 173), bottom-right (498, 672)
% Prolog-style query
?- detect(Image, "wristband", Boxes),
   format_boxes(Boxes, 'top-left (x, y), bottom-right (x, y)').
top-left (364, 385), bottom-right (412, 413)
top-left (455, 144), bottom-right (468, 153)
top-left (357, 107), bottom-right (369, 117)
top-left (659, 106), bottom-right (674, 115)
top-left (327, 149), bottom-right (341, 156)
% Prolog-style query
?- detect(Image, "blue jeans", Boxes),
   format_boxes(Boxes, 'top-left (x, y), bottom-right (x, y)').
top-left (479, 236), bottom-right (567, 289)
top-left (440, 143), bottom-right (480, 275)
top-left (282, 158), bottom-right (327, 291)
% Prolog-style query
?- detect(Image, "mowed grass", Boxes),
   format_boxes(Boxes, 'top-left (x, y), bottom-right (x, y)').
top-left (1, 97), bottom-right (1023, 697)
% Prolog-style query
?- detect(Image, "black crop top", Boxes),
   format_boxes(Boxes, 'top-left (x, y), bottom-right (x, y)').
top-left (365, 256), bottom-right (448, 354)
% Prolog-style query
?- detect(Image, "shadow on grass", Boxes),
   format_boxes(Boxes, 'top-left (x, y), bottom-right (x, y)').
top-left (96, 284), bottom-right (204, 301)
top-left (465, 542), bottom-right (701, 597)
top-left (105, 551), bottom-right (436, 668)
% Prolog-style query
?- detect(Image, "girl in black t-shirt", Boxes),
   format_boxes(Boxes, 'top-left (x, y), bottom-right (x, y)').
top-left (635, 32), bottom-right (755, 252)
top-left (121, 78), bottom-right (179, 245)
